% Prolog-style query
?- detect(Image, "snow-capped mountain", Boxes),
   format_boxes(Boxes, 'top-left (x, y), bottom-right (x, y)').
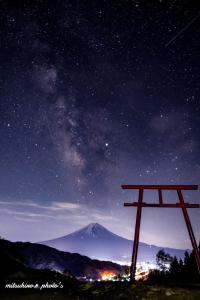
top-left (74, 223), bottom-right (115, 238)
top-left (40, 223), bottom-right (190, 263)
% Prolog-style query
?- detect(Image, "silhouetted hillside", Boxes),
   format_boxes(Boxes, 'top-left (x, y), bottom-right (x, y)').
top-left (0, 239), bottom-right (126, 280)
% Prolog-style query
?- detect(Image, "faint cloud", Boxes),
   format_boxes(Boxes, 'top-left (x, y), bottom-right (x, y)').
top-left (51, 202), bottom-right (81, 210)
top-left (180, 139), bottom-right (199, 154)
top-left (149, 111), bottom-right (199, 155)
top-left (0, 200), bottom-right (119, 228)
top-left (90, 212), bottom-right (118, 222)
top-left (0, 200), bottom-right (81, 211)
top-left (150, 113), bottom-right (180, 133)
top-left (14, 216), bottom-right (38, 222)
top-left (33, 65), bottom-right (58, 94)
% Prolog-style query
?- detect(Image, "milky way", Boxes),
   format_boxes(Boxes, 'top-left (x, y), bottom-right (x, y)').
top-left (0, 0), bottom-right (199, 249)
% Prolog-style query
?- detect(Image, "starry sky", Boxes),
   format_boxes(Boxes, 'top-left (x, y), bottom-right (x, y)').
top-left (0, 0), bottom-right (200, 249)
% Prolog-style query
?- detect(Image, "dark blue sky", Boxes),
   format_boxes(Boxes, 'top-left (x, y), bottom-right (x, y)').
top-left (0, 0), bottom-right (200, 248)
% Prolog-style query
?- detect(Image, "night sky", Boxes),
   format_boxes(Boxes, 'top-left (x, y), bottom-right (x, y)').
top-left (0, 0), bottom-right (200, 249)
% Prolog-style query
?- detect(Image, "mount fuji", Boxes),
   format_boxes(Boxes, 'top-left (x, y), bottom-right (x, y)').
top-left (40, 223), bottom-right (189, 264)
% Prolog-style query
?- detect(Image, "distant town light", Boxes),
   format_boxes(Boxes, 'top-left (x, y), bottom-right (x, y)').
top-left (100, 271), bottom-right (116, 281)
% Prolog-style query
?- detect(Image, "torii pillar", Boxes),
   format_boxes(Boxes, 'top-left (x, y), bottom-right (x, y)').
top-left (122, 185), bottom-right (200, 282)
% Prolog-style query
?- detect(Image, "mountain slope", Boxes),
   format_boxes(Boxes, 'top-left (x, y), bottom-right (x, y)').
top-left (40, 223), bottom-right (189, 263)
top-left (0, 239), bottom-right (126, 279)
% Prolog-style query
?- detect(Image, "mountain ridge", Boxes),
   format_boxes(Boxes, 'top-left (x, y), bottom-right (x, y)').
top-left (0, 239), bottom-right (126, 280)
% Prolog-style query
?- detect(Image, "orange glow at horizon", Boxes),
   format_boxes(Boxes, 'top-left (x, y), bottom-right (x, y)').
top-left (100, 271), bottom-right (117, 280)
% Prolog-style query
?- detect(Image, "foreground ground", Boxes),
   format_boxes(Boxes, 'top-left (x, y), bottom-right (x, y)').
top-left (1, 282), bottom-right (200, 300)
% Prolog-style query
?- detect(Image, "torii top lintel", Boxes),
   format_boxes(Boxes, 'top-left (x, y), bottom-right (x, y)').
top-left (121, 184), bottom-right (198, 190)
top-left (122, 185), bottom-right (200, 208)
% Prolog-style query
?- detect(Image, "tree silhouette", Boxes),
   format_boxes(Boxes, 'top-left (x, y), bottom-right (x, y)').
top-left (170, 256), bottom-right (179, 279)
top-left (148, 244), bottom-right (200, 283)
top-left (156, 249), bottom-right (172, 272)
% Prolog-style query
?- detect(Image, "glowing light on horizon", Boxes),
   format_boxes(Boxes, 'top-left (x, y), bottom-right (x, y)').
top-left (100, 271), bottom-right (117, 281)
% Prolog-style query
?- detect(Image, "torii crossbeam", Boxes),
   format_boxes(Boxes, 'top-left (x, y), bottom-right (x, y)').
top-left (122, 184), bottom-right (200, 282)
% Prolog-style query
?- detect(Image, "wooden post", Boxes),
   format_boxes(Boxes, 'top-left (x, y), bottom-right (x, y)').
top-left (130, 189), bottom-right (143, 282)
top-left (158, 189), bottom-right (163, 205)
top-left (177, 190), bottom-right (200, 274)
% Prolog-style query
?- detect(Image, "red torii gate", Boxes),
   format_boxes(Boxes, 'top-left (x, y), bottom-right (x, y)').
top-left (122, 184), bottom-right (200, 282)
